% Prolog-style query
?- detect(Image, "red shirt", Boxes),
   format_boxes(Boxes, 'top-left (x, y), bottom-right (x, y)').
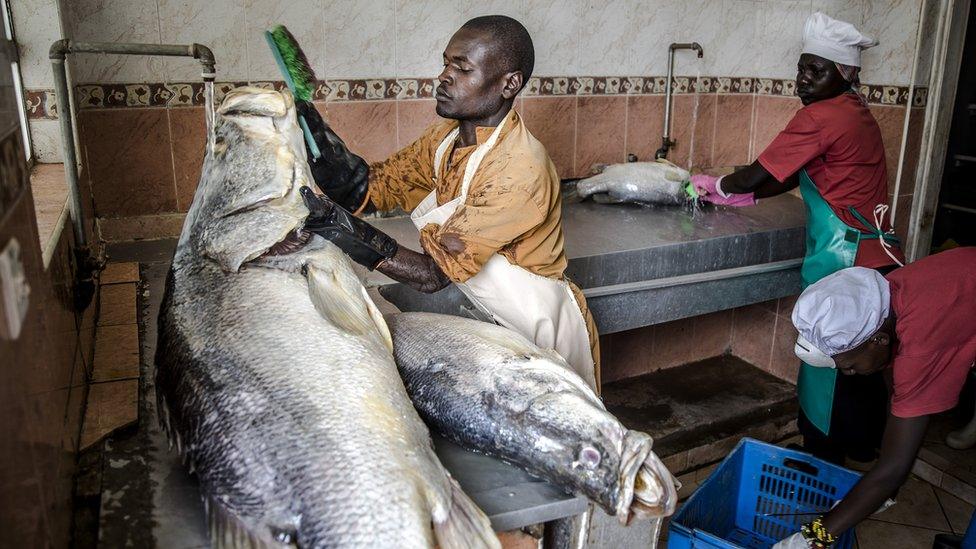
top-left (888, 248), bottom-right (976, 418)
top-left (758, 93), bottom-right (903, 268)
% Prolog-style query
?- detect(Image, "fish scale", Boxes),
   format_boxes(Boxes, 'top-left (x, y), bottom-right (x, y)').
top-left (388, 312), bottom-right (680, 525)
top-left (155, 87), bottom-right (497, 548)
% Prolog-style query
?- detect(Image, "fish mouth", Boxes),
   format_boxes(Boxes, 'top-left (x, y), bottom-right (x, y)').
top-left (615, 431), bottom-right (679, 524)
top-left (261, 227), bottom-right (314, 257)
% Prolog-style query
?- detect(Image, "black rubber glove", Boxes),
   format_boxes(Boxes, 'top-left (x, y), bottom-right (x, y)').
top-left (295, 100), bottom-right (371, 212)
top-left (300, 187), bottom-right (397, 270)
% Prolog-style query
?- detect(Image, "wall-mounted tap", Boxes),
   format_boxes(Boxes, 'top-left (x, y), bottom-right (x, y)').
top-left (655, 42), bottom-right (703, 160)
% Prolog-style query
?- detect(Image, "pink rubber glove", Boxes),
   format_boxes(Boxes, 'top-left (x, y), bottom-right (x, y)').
top-left (690, 174), bottom-right (721, 196)
top-left (691, 174), bottom-right (756, 207)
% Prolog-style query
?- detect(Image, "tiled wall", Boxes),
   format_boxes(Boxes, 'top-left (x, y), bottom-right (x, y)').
top-left (17, 0), bottom-right (924, 163)
top-left (73, 91), bottom-right (921, 238)
top-left (0, 165), bottom-right (95, 544)
top-left (600, 297), bottom-right (802, 385)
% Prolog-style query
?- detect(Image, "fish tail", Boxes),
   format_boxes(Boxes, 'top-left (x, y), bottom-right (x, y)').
top-left (432, 477), bottom-right (500, 549)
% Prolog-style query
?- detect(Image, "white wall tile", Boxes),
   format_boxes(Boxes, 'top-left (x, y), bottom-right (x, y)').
top-left (860, 0), bottom-right (923, 85)
top-left (706, 0), bottom-right (761, 77)
top-left (811, 0), bottom-right (863, 27)
top-left (758, 0), bottom-right (813, 79)
top-left (158, 0), bottom-right (248, 82)
top-left (580, 0), bottom-right (643, 75)
top-left (64, 0), bottom-right (160, 83)
top-left (9, 0), bottom-right (65, 88)
top-left (634, 1), bottom-right (692, 76)
top-left (29, 119), bottom-right (64, 163)
top-left (245, 0), bottom-right (326, 82)
top-left (670, 0), bottom-right (721, 76)
top-left (522, 0), bottom-right (580, 76)
top-left (458, 0), bottom-right (524, 22)
top-left (323, 0), bottom-right (396, 79)
top-left (395, 0), bottom-right (461, 78)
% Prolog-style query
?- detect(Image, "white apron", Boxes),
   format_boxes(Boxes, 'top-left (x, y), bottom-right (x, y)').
top-left (409, 118), bottom-right (597, 390)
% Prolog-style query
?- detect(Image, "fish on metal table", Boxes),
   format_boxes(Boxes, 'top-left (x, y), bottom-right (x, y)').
top-left (387, 312), bottom-right (680, 525)
top-left (574, 160), bottom-right (692, 206)
top-left (154, 87), bottom-right (498, 549)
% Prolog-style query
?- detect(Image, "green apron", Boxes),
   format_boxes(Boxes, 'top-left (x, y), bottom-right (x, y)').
top-left (796, 169), bottom-right (900, 434)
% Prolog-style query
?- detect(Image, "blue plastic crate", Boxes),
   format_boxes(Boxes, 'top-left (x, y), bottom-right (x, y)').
top-left (668, 438), bottom-right (862, 549)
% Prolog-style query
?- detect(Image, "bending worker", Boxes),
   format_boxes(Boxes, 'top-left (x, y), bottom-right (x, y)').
top-left (294, 15), bottom-right (600, 389)
top-left (773, 247), bottom-right (976, 548)
top-left (692, 12), bottom-right (903, 464)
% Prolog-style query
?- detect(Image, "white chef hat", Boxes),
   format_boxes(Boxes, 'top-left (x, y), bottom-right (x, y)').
top-left (791, 267), bottom-right (891, 368)
top-left (801, 12), bottom-right (878, 67)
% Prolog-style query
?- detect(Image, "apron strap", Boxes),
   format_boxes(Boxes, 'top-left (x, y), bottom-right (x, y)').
top-left (432, 116), bottom-right (509, 202)
top-left (847, 206), bottom-right (900, 243)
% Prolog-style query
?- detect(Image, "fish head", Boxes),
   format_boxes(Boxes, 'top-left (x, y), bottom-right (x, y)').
top-left (614, 430), bottom-right (679, 524)
top-left (183, 86), bottom-right (314, 271)
top-left (516, 387), bottom-right (634, 510)
top-left (520, 388), bottom-right (678, 523)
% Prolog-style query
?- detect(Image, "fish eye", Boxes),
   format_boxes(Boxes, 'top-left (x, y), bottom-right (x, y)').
top-left (578, 446), bottom-right (601, 469)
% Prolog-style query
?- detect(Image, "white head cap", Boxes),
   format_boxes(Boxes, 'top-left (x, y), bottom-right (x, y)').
top-left (801, 12), bottom-right (878, 67)
top-left (791, 267), bottom-right (891, 368)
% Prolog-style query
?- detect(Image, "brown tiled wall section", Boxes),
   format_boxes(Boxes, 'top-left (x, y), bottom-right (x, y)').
top-left (0, 185), bottom-right (95, 544)
top-left (599, 296), bottom-right (803, 385)
top-left (79, 95), bottom-right (919, 228)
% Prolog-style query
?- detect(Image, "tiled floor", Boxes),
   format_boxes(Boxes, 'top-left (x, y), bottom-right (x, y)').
top-left (79, 263), bottom-right (141, 450)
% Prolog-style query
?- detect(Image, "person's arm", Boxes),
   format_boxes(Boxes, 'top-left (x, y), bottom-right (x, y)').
top-left (300, 188), bottom-right (450, 293)
top-left (820, 413), bottom-right (929, 535)
top-left (376, 248), bottom-right (451, 294)
top-left (719, 160), bottom-right (800, 198)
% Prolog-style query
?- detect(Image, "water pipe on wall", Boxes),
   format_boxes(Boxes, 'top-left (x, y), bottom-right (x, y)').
top-left (655, 42), bottom-right (703, 160)
top-left (49, 40), bottom-right (214, 309)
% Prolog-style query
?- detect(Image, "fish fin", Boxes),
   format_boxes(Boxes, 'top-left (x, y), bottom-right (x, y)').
top-left (206, 496), bottom-right (293, 548)
top-left (305, 247), bottom-right (392, 349)
top-left (432, 478), bottom-right (500, 549)
top-left (574, 172), bottom-right (609, 199)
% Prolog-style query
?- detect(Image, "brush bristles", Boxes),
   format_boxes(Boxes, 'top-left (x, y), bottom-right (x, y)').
top-left (269, 25), bottom-right (316, 102)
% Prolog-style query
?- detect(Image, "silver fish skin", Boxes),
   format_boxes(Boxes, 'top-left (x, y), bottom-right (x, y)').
top-left (576, 161), bottom-right (691, 206)
top-left (387, 312), bottom-right (680, 525)
top-left (155, 87), bottom-right (498, 549)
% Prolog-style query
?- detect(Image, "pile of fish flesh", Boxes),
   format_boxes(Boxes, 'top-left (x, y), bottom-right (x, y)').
top-left (575, 160), bottom-right (692, 206)
top-left (388, 312), bottom-right (680, 524)
top-left (155, 87), bottom-right (498, 548)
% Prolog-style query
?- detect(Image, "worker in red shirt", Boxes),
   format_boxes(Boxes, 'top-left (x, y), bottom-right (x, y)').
top-left (772, 247), bottom-right (976, 548)
top-left (692, 12), bottom-right (904, 464)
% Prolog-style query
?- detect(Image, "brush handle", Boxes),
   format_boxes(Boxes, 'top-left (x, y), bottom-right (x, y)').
top-left (299, 115), bottom-right (322, 160)
top-left (265, 30), bottom-right (321, 160)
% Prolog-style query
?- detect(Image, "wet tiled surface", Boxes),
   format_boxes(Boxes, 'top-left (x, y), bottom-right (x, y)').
top-left (92, 324), bottom-right (140, 382)
top-left (99, 261), bottom-right (140, 284)
top-left (80, 379), bottom-right (138, 450)
top-left (96, 283), bottom-right (138, 326)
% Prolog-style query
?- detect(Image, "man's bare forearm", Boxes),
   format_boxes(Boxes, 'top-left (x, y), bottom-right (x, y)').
top-left (376, 246), bottom-right (451, 294)
top-left (720, 160), bottom-right (798, 197)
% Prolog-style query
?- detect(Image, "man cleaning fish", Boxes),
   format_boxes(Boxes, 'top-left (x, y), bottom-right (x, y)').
top-left (294, 15), bottom-right (601, 392)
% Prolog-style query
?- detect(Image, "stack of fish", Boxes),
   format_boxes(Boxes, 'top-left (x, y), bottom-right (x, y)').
top-left (155, 88), bottom-right (497, 548)
top-left (155, 86), bottom-right (677, 548)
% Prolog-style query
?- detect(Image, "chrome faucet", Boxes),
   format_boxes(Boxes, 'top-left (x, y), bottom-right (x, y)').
top-left (655, 42), bottom-right (703, 160)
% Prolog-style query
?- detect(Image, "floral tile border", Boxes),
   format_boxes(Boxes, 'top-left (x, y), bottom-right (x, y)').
top-left (25, 89), bottom-right (58, 119)
top-left (25, 77), bottom-right (925, 118)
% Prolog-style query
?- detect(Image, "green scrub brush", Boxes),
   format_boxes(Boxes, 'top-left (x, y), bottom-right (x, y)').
top-left (265, 25), bottom-right (321, 159)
